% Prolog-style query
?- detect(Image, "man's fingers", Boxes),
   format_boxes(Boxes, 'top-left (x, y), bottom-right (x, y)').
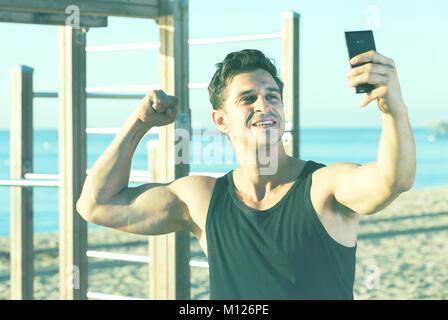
top-left (350, 50), bottom-right (395, 67)
top-left (163, 95), bottom-right (179, 107)
top-left (347, 62), bottom-right (393, 78)
top-left (348, 52), bottom-right (402, 111)
top-left (347, 73), bottom-right (388, 87)
top-left (358, 86), bottom-right (387, 108)
top-left (151, 90), bottom-right (178, 112)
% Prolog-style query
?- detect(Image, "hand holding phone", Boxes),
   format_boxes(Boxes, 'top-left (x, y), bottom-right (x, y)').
top-left (345, 30), bottom-right (376, 94)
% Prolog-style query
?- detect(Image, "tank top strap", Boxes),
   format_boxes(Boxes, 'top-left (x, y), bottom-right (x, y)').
top-left (301, 160), bottom-right (327, 178)
top-left (205, 172), bottom-right (231, 231)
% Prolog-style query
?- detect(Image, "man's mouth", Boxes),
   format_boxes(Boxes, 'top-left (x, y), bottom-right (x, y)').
top-left (251, 118), bottom-right (277, 129)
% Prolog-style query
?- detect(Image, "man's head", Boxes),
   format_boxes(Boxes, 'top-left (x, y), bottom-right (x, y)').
top-left (208, 49), bottom-right (284, 111)
top-left (209, 50), bottom-right (285, 170)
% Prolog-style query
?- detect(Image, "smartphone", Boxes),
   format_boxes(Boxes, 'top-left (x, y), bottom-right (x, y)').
top-left (345, 30), bottom-right (376, 94)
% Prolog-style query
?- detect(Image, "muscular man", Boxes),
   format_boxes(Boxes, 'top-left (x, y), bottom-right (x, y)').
top-left (76, 49), bottom-right (416, 299)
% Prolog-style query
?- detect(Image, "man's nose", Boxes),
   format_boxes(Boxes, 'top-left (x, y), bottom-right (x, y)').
top-left (254, 95), bottom-right (268, 113)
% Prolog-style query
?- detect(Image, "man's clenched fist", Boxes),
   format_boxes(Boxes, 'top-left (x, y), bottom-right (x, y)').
top-left (136, 90), bottom-right (178, 127)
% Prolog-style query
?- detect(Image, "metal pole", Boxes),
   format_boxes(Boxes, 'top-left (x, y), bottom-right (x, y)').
top-left (10, 65), bottom-right (34, 300)
top-left (281, 11), bottom-right (300, 159)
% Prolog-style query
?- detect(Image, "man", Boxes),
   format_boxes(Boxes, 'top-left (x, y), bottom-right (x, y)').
top-left (76, 49), bottom-right (416, 299)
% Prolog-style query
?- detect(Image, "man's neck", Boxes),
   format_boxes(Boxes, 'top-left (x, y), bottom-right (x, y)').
top-left (233, 142), bottom-right (300, 202)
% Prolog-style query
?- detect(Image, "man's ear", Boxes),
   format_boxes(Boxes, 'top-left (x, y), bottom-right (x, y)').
top-left (212, 109), bottom-right (228, 134)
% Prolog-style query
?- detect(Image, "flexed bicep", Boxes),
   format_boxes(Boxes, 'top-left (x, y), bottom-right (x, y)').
top-left (86, 182), bottom-right (191, 236)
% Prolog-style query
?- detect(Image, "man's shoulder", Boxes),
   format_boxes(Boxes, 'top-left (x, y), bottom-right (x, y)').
top-left (169, 174), bottom-right (217, 199)
top-left (311, 162), bottom-right (361, 191)
top-left (169, 174), bottom-right (219, 241)
top-left (310, 162), bottom-right (361, 219)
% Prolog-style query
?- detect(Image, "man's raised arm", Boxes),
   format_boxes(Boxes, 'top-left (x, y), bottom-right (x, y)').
top-left (326, 51), bottom-right (417, 216)
top-left (75, 90), bottom-right (195, 235)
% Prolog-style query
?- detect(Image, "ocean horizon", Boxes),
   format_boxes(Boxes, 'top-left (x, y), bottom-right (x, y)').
top-left (0, 127), bottom-right (447, 236)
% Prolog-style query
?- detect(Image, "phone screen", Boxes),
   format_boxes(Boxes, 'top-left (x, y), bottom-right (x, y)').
top-left (345, 30), bottom-right (376, 93)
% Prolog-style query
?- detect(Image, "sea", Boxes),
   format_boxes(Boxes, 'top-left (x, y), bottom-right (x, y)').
top-left (0, 127), bottom-right (447, 236)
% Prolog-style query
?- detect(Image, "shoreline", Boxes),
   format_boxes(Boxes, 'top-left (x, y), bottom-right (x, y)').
top-left (1, 184), bottom-right (448, 300)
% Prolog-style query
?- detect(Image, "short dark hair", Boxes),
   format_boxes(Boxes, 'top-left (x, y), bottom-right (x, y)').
top-left (208, 49), bottom-right (284, 110)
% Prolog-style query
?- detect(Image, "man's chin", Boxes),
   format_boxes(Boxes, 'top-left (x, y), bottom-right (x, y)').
top-left (229, 128), bottom-right (284, 146)
top-left (253, 134), bottom-right (284, 149)
top-left (252, 127), bottom-right (282, 139)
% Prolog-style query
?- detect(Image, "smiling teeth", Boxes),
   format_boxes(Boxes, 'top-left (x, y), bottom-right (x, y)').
top-left (254, 121), bottom-right (274, 126)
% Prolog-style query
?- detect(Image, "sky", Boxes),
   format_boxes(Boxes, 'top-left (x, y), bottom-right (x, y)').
top-left (0, 0), bottom-right (447, 129)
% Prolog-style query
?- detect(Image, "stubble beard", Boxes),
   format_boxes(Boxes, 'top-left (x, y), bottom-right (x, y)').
top-left (230, 126), bottom-right (282, 175)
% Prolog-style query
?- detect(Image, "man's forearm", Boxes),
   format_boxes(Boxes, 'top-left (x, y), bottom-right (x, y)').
top-left (79, 111), bottom-right (152, 208)
top-left (376, 105), bottom-right (416, 191)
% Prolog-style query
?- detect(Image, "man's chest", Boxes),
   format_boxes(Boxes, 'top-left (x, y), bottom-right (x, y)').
top-left (234, 181), bottom-right (297, 211)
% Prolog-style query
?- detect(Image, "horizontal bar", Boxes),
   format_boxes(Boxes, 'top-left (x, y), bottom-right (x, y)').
top-left (24, 170), bottom-right (155, 180)
top-left (86, 127), bottom-right (234, 135)
top-left (86, 127), bottom-right (160, 135)
top-left (87, 249), bottom-right (210, 268)
top-left (86, 93), bottom-right (145, 99)
top-left (86, 84), bottom-right (159, 94)
top-left (85, 82), bottom-right (207, 94)
top-left (86, 33), bottom-right (282, 52)
top-left (23, 171), bottom-right (153, 182)
top-left (33, 82), bottom-right (209, 100)
top-left (0, 176), bottom-right (156, 187)
top-left (188, 32), bottom-right (282, 45)
top-left (23, 171), bottom-right (225, 181)
top-left (24, 173), bottom-right (59, 180)
top-left (87, 291), bottom-right (147, 300)
top-left (87, 250), bottom-right (150, 263)
top-left (89, 127), bottom-right (291, 136)
top-left (0, 171), bottom-right (226, 188)
top-left (86, 41), bottom-right (160, 52)
top-left (0, 178), bottom-right (60, 187)
top-left (33, 92), bottom-right (57, 98)
top-left (33, 91), bottom-right (147, 99)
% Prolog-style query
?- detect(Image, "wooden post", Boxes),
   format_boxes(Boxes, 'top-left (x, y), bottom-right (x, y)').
top-left (58, 26), bottom-right (88, 300)
top-left (148, 0), bottom-right (191, 300)
top-left (281, 11), bottom-right (300, 159)
top-left (10, 65), bottom-right (34, 300)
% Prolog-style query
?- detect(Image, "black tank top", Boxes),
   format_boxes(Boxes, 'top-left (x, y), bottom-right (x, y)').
top-left (205, 160), bottom-right (357, 299)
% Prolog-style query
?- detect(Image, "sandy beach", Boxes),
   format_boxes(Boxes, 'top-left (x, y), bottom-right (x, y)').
top-left (1, 185), bottom-right (447, 300)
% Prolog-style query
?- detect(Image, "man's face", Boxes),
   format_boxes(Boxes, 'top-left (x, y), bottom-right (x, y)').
top-left (213, 69), bottom-right (285, 150)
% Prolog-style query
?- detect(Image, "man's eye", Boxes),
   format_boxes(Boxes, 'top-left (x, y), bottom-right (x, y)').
top-left (267, 94), bottom-right (279, 100)
top-left (241, 96), bottom-right (256, 104)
